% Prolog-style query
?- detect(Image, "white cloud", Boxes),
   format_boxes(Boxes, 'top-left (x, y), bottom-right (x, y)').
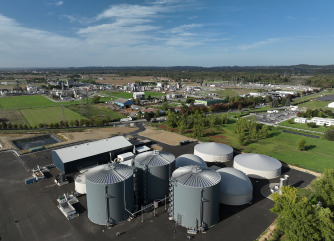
top-left (188, 16), bottom-right (198, 19)
top-left (60, 15), bottom-right (76, 23)
top-left (55, 1), bottom-right (63, 6)
top-left (286, 16), bottom-right (295, 20)
top-left (237, 38), bottom-right (283, 50)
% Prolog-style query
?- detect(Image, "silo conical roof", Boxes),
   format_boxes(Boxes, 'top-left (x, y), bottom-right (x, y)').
top-left (135, 150), bottom-right (175, 166)
top-left (172, 166), bottom-right (221, 188)
top-left (85, 163), bottom-right (133, 184)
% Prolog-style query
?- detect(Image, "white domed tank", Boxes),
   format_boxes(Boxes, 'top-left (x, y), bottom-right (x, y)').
top-left (175, 154), bottom-right (207, 169)
top-left (74, 171), bottom-right (87, 194)
top-left (194, 142), bottom-right (233, 162)
top-left (169, 166), bottom-right (221, 230)
top-left (86, 163), bottom-right (135, 225)
top-left (134, 150), bottom-right (175, 202)
top-left (234, 153), bottom-right (282, 179)
top-left (216, 168), bottom-right (253, 205)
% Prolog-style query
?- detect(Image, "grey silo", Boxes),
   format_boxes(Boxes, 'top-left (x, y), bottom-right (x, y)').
top-left (169, 166), bottom-right (221, 230)
top-left (175, 154), bottom-right (207, 169)
top-left (216, 168), bottom-right (253, 205)
top-left (134, 150), bottom-right (175, 202)
top-left (85, 163), bottom-right (135, 226)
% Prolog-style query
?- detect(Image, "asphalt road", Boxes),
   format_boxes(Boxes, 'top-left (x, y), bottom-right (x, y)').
top-left (0, 130), bottom-right (316, 241)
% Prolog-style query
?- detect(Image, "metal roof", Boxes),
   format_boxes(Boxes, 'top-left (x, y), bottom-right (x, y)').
top-left (175, 154), bottom-right (207, 169)
top-left (172, 166), bottom-right (221, 188)
top-left (53, 136), bottom-right (132, 163)
top-left (216, 168), bottom-right (253, 196)
top-left (85, 163), bottom-right (133, 184)
top-left (135, 150), bottom-right (175, 167)
top-left (115, 98), bottom-right (133, 104)
top-left (234, 153), bottom-right (282, 171)
top-left (194, 142), bottom-right (233, 156)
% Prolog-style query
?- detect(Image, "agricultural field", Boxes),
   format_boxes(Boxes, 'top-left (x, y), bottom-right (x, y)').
top-left (0, 110), bottom-right (29, 126)
top-left (0, 95), bottom-right (82, 110)
top-left (20, 106), bottom-right (85, 127)
top-left (66, 104), bottom-right (126, 120)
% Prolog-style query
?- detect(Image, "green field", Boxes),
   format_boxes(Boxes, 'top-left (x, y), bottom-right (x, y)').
top-left (0, 95), bottom-right (83, 110)
top-left (20, 106), bottom-right (85, 126)
top-left (109, 91), bottom-right (165, 99)
top-left (66, 104), bottom-right (126, 120)
top-left (297, 99), bottom-right (332, 110)
top-left (279, 120), bottom-right (327, 133)
top-left (162, 120), bottom-right (334, 173)
top-left (0, 110), bottom-right (29, 126)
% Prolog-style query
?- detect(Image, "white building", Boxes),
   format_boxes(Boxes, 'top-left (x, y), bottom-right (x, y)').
top-left (290, 106), bottom-right (299, 111)
top-left (267, 110), bottom-right (279, 114)
top-left (26, 84), bottom-right (36, 92)
top-left (309, 117), bottom-right (334, 126)
top-left (133, 92), bottom-right (145, 100)
top-left (328, 102), bottom-right (334, 108)
top-left (294, 117), bottom-right (307, 123)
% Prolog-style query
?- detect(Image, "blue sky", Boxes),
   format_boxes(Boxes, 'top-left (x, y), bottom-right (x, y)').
top-left (0, 0), bottom-right (333, 67)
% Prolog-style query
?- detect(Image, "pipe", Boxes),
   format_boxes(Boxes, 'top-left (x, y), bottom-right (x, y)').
top-left (199, 189), bottom-right (203, 228)
top-left (284, 175), bottom-right (289, 186)
top-left (105, 185), bottom-right (110, 225)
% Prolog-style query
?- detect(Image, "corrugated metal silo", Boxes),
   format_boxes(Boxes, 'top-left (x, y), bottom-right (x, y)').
top-left (169, 166), bottom-right (221, 231)
top-left (175, 154), bottom-right (207, 169)
top-left (85, 163), bottom-right (135, 225)
top-left (134, 150), bottom-right (175, 202)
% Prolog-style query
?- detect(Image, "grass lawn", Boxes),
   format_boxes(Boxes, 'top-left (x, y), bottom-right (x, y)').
top-left (110, 91), bottom-right (166, 99)
top-left (279, 120), bottom-right (327, 133)
top-left (0, 110), bottom-right (29, 126)
top-left (66, 104), bottom-right (126, 120)
top-left (0, 95), bottom-right (83, 110)
top-left (20, 106), bottom-right (85, 126)
top-left (297, 99), bottom-right (332, 110)
top-left (159, 121), bottom-right (334, 173)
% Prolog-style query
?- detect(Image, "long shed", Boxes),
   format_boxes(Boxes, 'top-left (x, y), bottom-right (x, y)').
top-left (52, 136), bottom-right (132, 173)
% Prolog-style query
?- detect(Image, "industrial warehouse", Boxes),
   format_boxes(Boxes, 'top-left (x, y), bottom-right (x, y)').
top-left (0, 134), bottom-right (316, 241)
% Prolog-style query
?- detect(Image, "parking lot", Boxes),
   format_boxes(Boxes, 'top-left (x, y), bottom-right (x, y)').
top-left (254, 110), bottom-right (297, 125)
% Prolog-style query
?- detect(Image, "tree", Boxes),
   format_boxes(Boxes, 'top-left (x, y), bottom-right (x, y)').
top-left (54, 122), bottom-right (59, 128)
top-left (268, 101), bottom-right (273, 108)
top-left (153, 115), bottom-right (157, 122)
top-left (64, 121), bottom-right (69, 127)
top-left (50, 123), bottom-right (54, 128)
top-left (92, 95), bottom-right (100, 104)
top-left (155, 109), bottom-right (160, 117)
top-left (105, 115), bottom-right (110, 124)
top-left (238, 104), bottom-right (242, 112)
top-left (145, 115), bottom-right (151, 122)
top-left (137, 111), bottom-right (142, 120)
top-left (75, 119), bottom-right (79, 126)
top-left (272, 99), bottom-right (278, 108)
top-left (39, 123), bottom-right (44, 128)
top-left (285, 97), bottom-right (291, 106)
top-left (147, 95), bottom-right (152, 101)
top-left (164, 96), bottom-right (167, 102)
top-left (18, 124), bottom-right (23, 129)
top-left (311, 169), bottom-right (334, 210)
top-left (225, 94), bottom-right (229, 103)
top-left (325, 129), bottom-right (334, 141)
top-left (238, 131), bottom-right (247, 145)
top-left (161, 101), bottom-right (169, 111)
top-left (90, 118), bottom-right (94, 126)
top-left (281, 98), bottom-right (287, 106)
top-left (271, 186), bottom-right (334, 241)
top-left (70, 120), bottom-right (74, 126)
top-left (2, 122), bottom-right (6, 129)
top-left (59, 120), bottom-right (64, 127)
top-left (297, 138), bottom-right (307, 151)
top-left (23, 124), bottom-right (27, 129)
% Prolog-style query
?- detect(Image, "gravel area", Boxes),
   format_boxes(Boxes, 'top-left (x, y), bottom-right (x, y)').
top-left (139, 126), bottom-right (195, 146)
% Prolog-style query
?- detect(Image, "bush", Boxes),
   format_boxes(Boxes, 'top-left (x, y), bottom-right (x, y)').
top-left (307, 122), bottom-right (317, 128)
top-left (325, 129), bottom-right (334, 141)
top-left (297, 138), bottom-right (306, 151)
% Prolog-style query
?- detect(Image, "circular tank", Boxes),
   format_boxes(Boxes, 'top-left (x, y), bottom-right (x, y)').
top-left (85, 163), bottom-right (134, 225)
top-left (233, 153), bottom-right (282, 179)
top-left (175, 154), bottom-right (207, 169)
top-left (74, 171), bottom-right (87, 194)
top-left (134, 150), bottom-right (175, 202)
top-left (170, 166), bottom-right (221, 230)
top-left (216, 168), bottom-right (253, 205)
top-left (194, 142), bottom-right (233, 162)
